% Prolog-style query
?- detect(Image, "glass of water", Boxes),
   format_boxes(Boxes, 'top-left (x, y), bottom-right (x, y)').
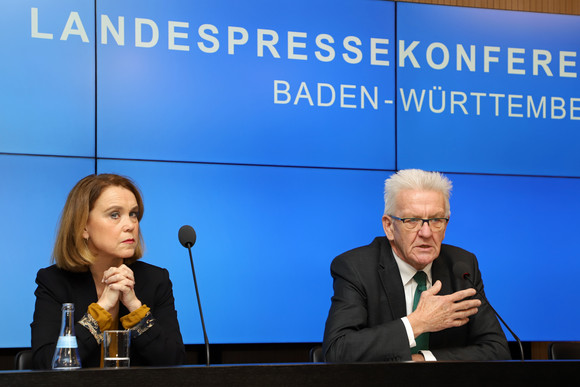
top-left (103, 330), bottom-right (130, 368)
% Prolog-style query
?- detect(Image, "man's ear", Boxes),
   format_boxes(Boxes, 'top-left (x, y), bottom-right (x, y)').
top-left (382, 215), bottom-right (394, 240)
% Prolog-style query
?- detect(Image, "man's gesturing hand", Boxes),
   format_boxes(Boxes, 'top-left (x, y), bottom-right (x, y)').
top-left (407, 280), bottom-right (481, 338)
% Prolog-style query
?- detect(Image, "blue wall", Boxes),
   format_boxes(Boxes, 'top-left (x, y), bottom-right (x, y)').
top-left (0, 0), bottom-right (578, 346)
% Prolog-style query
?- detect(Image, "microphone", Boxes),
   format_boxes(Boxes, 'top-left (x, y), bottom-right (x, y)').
top-left (178, 224), bottom-right (197, 248)
top-left (178, 225), bottom-right (210, 366)
top-left (453, 262), bottom-right (524, 361)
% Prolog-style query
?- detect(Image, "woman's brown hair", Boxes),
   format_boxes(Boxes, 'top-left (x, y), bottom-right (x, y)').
top-left (52, 174), bottom-right (145, 271)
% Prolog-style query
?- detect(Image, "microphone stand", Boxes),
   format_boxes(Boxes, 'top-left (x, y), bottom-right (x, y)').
top-left (491, 302), bottom-right (525, 362)
top-left (464, 274), bottom-right (524, 361)
top-left (186, 243), bottom-right (210, 366)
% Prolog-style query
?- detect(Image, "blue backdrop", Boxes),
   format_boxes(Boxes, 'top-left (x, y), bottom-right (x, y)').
top-left (0, 0), bottom-right (578, 347)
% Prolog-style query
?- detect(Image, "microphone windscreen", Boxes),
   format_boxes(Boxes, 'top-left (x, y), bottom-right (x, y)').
top-left (178, 225), bottom-right (197, 248)
top-left (452, 261), bottom-right (471, 281)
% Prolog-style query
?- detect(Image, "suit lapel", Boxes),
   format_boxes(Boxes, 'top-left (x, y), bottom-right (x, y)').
top-left (432, 253), bottom-right (453, 296)
top-left (377, 240), bottom-right (407, 319)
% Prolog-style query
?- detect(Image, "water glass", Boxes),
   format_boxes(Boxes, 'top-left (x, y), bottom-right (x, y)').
top-left (103, 330), bottom-right (130, 368)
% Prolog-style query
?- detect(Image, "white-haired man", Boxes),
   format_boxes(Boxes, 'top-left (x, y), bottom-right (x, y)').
top-left (323, 169), bottom-right (511, 362)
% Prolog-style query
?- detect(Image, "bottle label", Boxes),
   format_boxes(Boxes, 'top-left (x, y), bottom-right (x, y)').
top-left (56, 336), bottom-right (78, 349)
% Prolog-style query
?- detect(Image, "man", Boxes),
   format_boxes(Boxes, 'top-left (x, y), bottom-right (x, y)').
top-left (322, 169), bottom-right (511, 362)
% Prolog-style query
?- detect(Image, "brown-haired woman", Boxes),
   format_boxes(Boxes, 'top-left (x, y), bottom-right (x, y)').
top-left (31, 174), bottom-right (185, 368)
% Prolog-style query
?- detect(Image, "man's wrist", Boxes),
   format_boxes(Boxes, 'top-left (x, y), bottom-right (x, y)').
top-left (407, 313), bottom-right (425, 337)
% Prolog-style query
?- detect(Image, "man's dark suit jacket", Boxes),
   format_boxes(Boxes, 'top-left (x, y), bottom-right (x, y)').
top-left (31, 260), bottom-right (185, 369)
top-left (322, 237), bottom-right (511, 362)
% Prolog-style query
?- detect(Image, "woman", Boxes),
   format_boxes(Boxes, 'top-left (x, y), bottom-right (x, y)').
top-left (31, 174), bottom-right (185, 368)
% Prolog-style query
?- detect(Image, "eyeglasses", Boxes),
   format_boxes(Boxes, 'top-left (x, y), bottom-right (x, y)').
top-left (389, 215), bottom-right (449, 232)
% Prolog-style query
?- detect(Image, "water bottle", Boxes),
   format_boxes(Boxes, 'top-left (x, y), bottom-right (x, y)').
top-left (51, 303), bottom-right (81, 370)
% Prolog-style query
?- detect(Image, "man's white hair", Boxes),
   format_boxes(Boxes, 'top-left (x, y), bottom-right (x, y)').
top-left (383, 169), bottom-right (452, 217)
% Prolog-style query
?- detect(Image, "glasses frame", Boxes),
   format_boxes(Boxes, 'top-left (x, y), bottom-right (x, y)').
top-left (389, 215), bottom-right (449, 231)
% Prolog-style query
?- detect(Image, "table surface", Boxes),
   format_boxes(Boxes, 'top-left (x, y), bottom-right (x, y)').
top-left (1, 360), bottom-right (578, 387)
